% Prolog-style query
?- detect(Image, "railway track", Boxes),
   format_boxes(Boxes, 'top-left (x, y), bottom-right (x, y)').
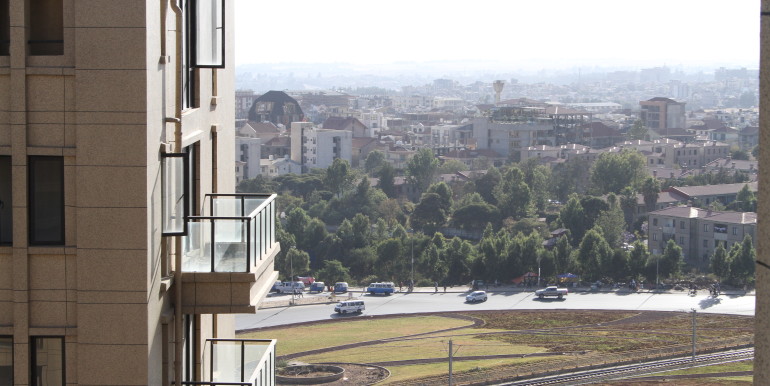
top-left (502, 347), bottom-right (754, 385)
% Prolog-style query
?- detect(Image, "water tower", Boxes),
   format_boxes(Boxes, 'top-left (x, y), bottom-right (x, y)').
top-left (493, 80), bottom-right (505, 104)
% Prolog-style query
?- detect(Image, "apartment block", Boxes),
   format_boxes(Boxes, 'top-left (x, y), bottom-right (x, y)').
top-left (0, 1), bottom-right (278, 385)
top-left (648, 206), bottom-right (756, 270)
top-left (290, 122), bottom-right (352, 172)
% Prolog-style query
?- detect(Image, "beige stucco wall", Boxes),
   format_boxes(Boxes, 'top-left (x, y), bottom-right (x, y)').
top-left (0, 0), bottom-right (237, 384)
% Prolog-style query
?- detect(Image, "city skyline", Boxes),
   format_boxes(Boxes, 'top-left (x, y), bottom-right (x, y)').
top-left (234, 0), bottom-right (759, 71)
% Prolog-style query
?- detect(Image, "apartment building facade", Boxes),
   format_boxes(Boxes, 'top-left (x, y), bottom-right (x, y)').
top-left (290, 122), bottom-right (352, 172)
top-left (648, 207), bottom-right (756, 270)
top-left (0, 1), bottom-right (278, 385)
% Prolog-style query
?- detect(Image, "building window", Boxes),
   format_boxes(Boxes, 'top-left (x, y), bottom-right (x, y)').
top-left (703, 224), bottom-right (709, 232)
top-left (652, 218), bottom-right (658, 226)
top-left (161, 152), bottom-right (190, 236)
top-left (0, 0), bottom-right (9, 55)
top-left (679, 236), bottom-right (684, 245)
top-left (0, 156), bottom-right (10, 245)
top-left (703, 239), bottom-right (708, 247)
top-left (0, 336), bottom-right (11, 385)
top-left (192, 0), bottom-right (224, 68)
top-left (652, 233), bottom-right (657, 241)
top-left (680, 221), bottom-right (685, 229)
top-left (733, 227), bottom-right (738, 235)
top-left (28, 0), bottom-right (64, 55)
top-left (29, 156), bottom-right (64, 245)
top-left (31, 337), bottom-right (64, 386)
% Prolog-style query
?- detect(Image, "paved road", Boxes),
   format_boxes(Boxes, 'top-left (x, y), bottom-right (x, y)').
top-left (236, 289), bottom-right (755, 331)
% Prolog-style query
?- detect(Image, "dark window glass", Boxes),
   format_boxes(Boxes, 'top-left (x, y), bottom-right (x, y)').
top-left (0, 336), bottom-right (11, 385)
top-left (0, 0), bottom-right (9, 55)
top-left (29, 156), bottom-right (64, 245)
top-left (29, 0), bottom-right (63, 55)
top-left (31, 337), bottom-right (64, 386)
top-left (0, 156), bottom-right (10, 245)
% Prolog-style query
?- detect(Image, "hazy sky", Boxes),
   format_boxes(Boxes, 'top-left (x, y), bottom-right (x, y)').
top-left (234, 0), bottom-right (759, 70)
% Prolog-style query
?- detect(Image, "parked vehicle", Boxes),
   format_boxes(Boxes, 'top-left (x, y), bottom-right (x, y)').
top-left (334, 282), bottom-right (349, 293)
top-left (535, 286), bottom-right (568, 299)
top-left (270, 280), bottom-right (282, 293)
top-left (296, 276), bottom-right (315, 286)
top-left (466, 290), bottom-right (487, 303)
top-left (273, 281), bottom-right (305, 294)
top-left (367, 282), bottom-right (395, 295)
top-left (309, 281), bottom-right (325, 293)
top-left (334, 300), bottom-right (365, 314)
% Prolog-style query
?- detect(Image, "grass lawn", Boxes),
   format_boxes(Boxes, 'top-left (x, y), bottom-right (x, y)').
top-left (293, 329), bottom-right (544, 363)
top-left (659, 360), bottom-right (752, 376)
top-left (238, 315), bottom-right (471, 355)
top-left (382, 357), bottom-right (556, 385)
top-left (242, 310), bottom-right (753, 384)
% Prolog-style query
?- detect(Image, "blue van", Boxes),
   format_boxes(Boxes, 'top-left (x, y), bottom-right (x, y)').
top-left (367, 282), bottom-right (395, 295)
top-left (309, 281), bottom-right (325, 293)
top-left (334, 282), bottom-right (349, 293)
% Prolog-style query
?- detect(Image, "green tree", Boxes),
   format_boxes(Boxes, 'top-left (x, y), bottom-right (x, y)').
top-left (279, 248), bottom-right (311, 279)
top-left (410, 193), bottom-right (447, 233)
top-left (426, 182), bottom-right (453, 214)
top-left (406, 148), bottom-right (439, 196)
top-left (236, 175), bottom-right (276, 193)
top-left (316, 259), bottom-right (351, 285)
top-left (590, 150), bottom-right (647, 194)
top-left (729, 235), bottom-right (756, 285)
top-left (576, 228), bottom-right (611, 281)
top-left (559, 195), bottom-right (587, 245)
top-left (660, 239), bottom-right (684, 279)
top-left (474, 167), bottom-right (501, 205)
top-left (751, 145), bottom-right (759, 159)
top-left (324, 158), bottom-right (355, 197)
top-left (553, 235), bottom-right (572, 274)
top-left (710, 243), bottom-right (730, 281)
top-left (364, 150), bottom-right (387, 175)
top-left (285, 207), bottom-right (310, 241)
top-left (595, 206), bottom-right (627, 248)
top-left (628, 241), bottom-right (649, 279)
top-left (730, 148), bottom-right (750, 160)
top-left (641, 177), bottom-right (661, 213)
top-left (493, 166), bottom-right (531, 219)
top-left (377, 163), bottom-right (397, 198)
top-left (376, 239), bottom-right (404, 279)
top-left (451, 202), bottom-right (500, 230)
top-left (733, 184), bottom-right (757, 212)
top-left (619, 187), bottom-right (638, 230)
top-left (444, 237), bottom-right (474, 285)
top-left (437, 159), bottom-right (469, 175)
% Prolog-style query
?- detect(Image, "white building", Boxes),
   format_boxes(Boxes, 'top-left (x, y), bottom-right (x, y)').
top-left (290, 122), bottom-right (352, 172)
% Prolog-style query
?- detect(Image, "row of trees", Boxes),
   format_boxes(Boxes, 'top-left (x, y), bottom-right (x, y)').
top-left (237, 148), bottom-right (757, 288)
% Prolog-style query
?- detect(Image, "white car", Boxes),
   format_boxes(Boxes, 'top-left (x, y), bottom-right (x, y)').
top-left (466, 290), bottom-right (487, 303)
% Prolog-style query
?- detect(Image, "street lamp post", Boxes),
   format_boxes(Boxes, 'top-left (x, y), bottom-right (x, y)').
top-left (411, 237), bottom-right (414, 291)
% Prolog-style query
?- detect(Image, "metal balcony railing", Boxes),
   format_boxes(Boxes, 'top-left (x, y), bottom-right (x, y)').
top-left (202, 339), bottom-right (276, 386)
top-left (182, 194), bottom-right (277, 273)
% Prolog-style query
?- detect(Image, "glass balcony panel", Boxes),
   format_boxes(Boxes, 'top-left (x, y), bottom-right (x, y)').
top-left (243, 198), bottom-right (264, 217)
top-left (182, 222), bottom-right (212, 272)
top-left (213, 197), bottom-right (240, 217)
top-left (211, 341), bottom-right (240, 382)
top-left (249, 216), bottom-right (258, 264)
top-left (214, 220), bottom-right (247, 272)
top-left (209, 339), bottom-right (276, 385)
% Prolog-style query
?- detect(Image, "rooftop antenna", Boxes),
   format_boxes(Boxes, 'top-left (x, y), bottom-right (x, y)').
top-left (493, 80), bottom-right (505, 105)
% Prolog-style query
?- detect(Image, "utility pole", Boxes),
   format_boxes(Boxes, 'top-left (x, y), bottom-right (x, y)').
top-left (290, 254), bottom-right (294, 305)
top-left (691, 308), bottom-right (697, 362)
top-left (411, 237), bottom-right (414, 291)
top-left (448, 339), bottom-right (453, 386)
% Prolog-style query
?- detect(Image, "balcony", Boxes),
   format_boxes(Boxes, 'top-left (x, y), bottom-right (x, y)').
top-left (181, 339), bottom-right (276, 386)
top-left (180, 194), bottom-right (280, 314)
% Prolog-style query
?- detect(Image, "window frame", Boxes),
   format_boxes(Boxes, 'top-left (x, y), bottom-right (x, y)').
top-left (0, 156), bottom-right (10, 245)
top-left (28, 156), bottom-right (65, 245)
top-left (0, 335), bottom-right (11, 385)
top-left (30, 336), bottom-right (64, 386)
top-left (191, 0), bottom-right (225, 68)
top-left (161, 152), bottom-right (190, 236)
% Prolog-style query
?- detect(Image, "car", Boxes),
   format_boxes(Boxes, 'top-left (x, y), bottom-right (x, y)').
top-left (334, 282), bottom-right (349, 293)
top-left (273, 281), bottom-right (305, 294)
top-left (334, 300), bottom-right (365, 314)
top-left (367, 282), bottom-right (395, 295)
top-left (466, 290), bottom-right (487, 303)
top-left (535, 286), bottom-right (568, 299)
top-left (309, 281), bottom-right (325, 293)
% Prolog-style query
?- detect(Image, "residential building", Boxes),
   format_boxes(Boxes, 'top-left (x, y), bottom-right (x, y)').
top-left (260, 156), bottom-right (301, 177)
top-left (248, 90), bottom-right (304, 126)
top-left (640, 97), bottom-right (686, 135)
top-left (0, 2), bottom-right (278, 385)
top-left (290, 122), bottom-right (352, 172)
top-left (472, 107), bottom-right (554, 161)
top-left (648, 207), bottom-right (756, 270)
